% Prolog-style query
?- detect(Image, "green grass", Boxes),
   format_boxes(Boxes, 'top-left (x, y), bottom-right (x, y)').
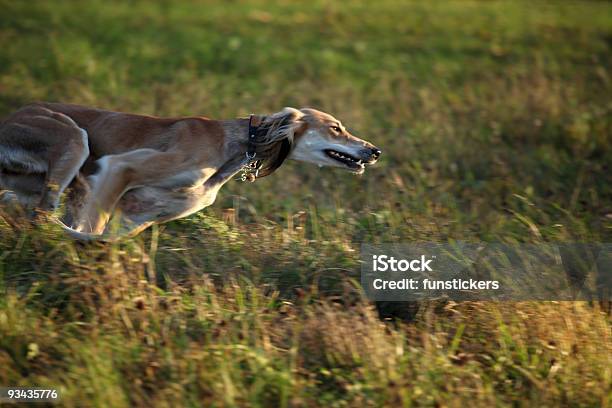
top-left (1, 0), bottom-right (611, 406)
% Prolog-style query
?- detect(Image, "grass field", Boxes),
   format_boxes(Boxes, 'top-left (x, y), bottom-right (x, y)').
top-left (1, 0), bottom-right (611, 406)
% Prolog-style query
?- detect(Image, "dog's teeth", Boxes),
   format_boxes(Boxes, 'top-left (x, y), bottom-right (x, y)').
top-left (329, 150), bottom-right (362, 165)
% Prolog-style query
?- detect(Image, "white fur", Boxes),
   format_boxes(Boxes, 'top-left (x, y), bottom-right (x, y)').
top-left (289, 128), bottom-right (363, 169)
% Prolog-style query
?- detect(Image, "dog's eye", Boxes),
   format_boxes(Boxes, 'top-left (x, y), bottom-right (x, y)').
top-left (330, 126), bottom-right (341, 133)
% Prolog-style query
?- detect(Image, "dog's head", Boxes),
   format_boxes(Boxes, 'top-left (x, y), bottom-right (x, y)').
top-left (290, 108), bottom-right (381, 174)
top-left (252, 107), bottom-right (381, 178)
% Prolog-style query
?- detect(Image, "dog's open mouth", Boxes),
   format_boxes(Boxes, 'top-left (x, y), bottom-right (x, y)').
top-left (324, 149), bottom-right (365, 172)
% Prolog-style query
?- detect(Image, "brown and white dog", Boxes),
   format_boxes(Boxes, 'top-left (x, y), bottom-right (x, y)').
top-left (0, 103), bottom-right (380, 240)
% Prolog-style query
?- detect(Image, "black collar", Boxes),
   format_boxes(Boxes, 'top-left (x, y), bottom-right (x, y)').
top-left (247, 114), bottom-right (260, 161)
top-left (241, 115), bottom-right (262, 181)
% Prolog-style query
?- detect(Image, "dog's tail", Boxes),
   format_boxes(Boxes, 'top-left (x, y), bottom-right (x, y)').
top-left (51, 217), bottom-right (149, 243)
top-left (52, 218), bottom-right (110, 241)
top-left (50, 217), bottom-right (119, 242)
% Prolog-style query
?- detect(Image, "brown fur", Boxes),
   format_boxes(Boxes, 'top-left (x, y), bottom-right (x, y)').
top-left (0, 103), bottom-right (380, 240)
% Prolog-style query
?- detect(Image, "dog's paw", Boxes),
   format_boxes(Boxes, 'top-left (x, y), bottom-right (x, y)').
top-left (0, 191), bottom-right (19, 206)
top-left (38, 192), bottom-right (58, 209)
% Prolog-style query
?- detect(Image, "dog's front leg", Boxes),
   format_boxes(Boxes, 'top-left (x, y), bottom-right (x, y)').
top-left (77, 149), bottom-right (184, 234)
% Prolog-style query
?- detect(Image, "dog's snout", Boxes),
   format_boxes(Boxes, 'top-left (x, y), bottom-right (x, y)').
top-left (359, 146), bottom-right (381, 164)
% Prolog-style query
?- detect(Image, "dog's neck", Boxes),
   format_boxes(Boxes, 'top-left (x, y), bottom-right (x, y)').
top-left (206, 116), bottom-right (264, 188)
top-left (216, 112), bottom-right (295, 184)
top-left (222, 115), bottom-right (265, 156)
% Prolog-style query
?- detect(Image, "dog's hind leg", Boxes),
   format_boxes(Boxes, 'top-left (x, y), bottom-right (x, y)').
top-left (37, 116), bottom-right (90, 212)
top-left (0, 186), bottom-right (37, 221)
top-left (0, 106), bottom-right (90, 212)
top-left (0, 170), bottom-right (45, 212)
top-left (0, 189), bottom-right (19, 207)
top-left (31, 112), bottom-right (89, 211)
top-left (0, 171), bottom-right (45, 197)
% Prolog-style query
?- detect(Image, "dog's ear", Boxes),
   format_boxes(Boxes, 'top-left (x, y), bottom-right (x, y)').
top-left (292, 116), bottom-right (308, 137)
top-left (252, 107), bottom-right (305, 179)
top-left (278, 107), bottom-right (309, 138)
top-left (255, 138), bottom-right (292, 179)
top-left (278, 107), bottom-right (304, 123)
top-left (258, 107), bottom-right (305, 144)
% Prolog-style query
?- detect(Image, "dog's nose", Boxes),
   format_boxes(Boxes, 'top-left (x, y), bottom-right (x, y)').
top-left (370, 147), bottom-right (381, 161)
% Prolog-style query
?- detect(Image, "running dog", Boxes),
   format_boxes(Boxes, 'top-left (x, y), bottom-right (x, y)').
top-left (0, 103), bottom-right (381, 240)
